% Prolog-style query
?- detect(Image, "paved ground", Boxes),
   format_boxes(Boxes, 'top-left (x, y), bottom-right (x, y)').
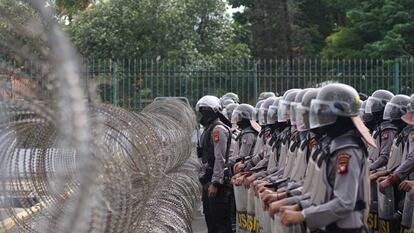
top-left (192, 201), bottom-right (207, 233)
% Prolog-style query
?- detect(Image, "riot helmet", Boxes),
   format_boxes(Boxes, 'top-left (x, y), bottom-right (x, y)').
top-left (290, 89), bottom-right (308, 125)
top-left (221, 98), bottom-right (236, 108)
top-left (196, 95), bottom-right (221, 113)
top-left (232, 104), bottom-right (260, 131)
top-left (254, 100), bottom-right (265, 122)
top-left (278, 89), bottom-right (301, 122)
top-left (222, 103), bottom-right (239, 121)
top-left (383, 94), bottom-right (410, 120)
top-left (359, 100), bottom-right (373, 123)
top-left (221, 92), bottom-right (240, 103)
top-left (296, 89), bottom-right (319, 132)
top-left (258, 97), bottom-right (278, 126)
top-left (365, 90), bottom-right (394, 114)
top-left (258, 92), bottom-right (276, 101)
top-left (267, 98), bottom-right (282, 125)
top-left (309, 83), bottom-right (375, 147)
top-left (402, 94), bottom-right (414, 125)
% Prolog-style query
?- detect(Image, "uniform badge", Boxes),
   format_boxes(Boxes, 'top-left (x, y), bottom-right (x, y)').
top-left (382, 132), bottom-right (389, 140)
top-left (337, 153), bottom-right (351, 175)
top-left (213, 130), bottom-right (220, 143)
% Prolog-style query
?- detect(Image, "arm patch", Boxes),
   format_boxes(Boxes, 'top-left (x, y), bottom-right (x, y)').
top-left (213, 130), bottom-right (220, 143)
top-left (337, 153), bottom-right (351, 175)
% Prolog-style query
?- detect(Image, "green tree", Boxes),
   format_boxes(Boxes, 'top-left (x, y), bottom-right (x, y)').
top-left (322, 0), bottom-right (414, 59)
top-left (68, 0), bottom-right (250, 60)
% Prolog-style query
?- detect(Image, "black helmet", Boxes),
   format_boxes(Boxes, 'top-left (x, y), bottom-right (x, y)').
top-left (309, 83), bottom-right (375, 146)
top-left (221, 92), bottom-right (240, 103)
top-left (278, 89), bottom-right (300, 122)
top-left (267, 97), bottom-right (282, 125)
top-left (365, 90), bottom-right (394, 114)
top-left (222, 103), bottom-right (239, 121)
top-left (290, 89), bottom-right (309, 125)
top-left (258, 92), bottom-right (276, 101)
top-left (309, 83), bottom-right (360, 128)
top-left (383, 95), bottom-right (410, 120)
top-left (296, 89), bottom-right (319, 131)
top-left (258, 97), bottom-right (278, 126)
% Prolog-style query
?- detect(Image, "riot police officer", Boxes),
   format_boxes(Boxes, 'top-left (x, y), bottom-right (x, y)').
top-left (280, 83), bottom-right (375, 233)
top-left (196, 95), bottom-right (233, 233)
top-left (221, 92), bottom-right (240, 104)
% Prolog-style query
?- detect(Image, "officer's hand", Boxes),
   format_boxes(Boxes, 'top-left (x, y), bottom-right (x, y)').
top-left (263, 193), bottom-right (279, 205)
top-left (378, 179), bottom-right (391, 194)
top-left (233, 175), bottom-right (245, 186)
top-left (208, 184), bottom-right (218, 198)
top-left (377, 176), bottom-right (388, 183)
top-left (280, 204), bottom-right (300, 213)
top-left (399, 180), bottom-right (414, 192)
top-left (268, 199), bottom-right (286, 216)
top-left (280, 210), bottom-right (305, 226)
top-left (243, 174), bottom-right (256, 188)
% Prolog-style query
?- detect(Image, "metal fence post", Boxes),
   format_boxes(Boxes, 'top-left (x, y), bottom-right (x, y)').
top-left (111, 60), bottom-right (119, 107)
top-left (394, 61), bottom-right (400, 94)
top-left (253, 62), bottom-right (258, 103)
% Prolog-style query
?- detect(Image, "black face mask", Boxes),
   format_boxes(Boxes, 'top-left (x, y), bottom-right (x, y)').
top-left (199, 111), bottom-right (219, 127)
top-left (237, 118), bottom-right (251, 129)
top-left (326, 117), bottom-right (355, 138)
top-left (372, 111), bottom-right (384, 124)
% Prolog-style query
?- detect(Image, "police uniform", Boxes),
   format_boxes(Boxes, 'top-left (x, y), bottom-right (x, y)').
top-left (370, 122), bottom-right (398, 171)
top-left (302, 131), bottom-right (368, 233)
top-left (200, 118), bottom-right (233, 233)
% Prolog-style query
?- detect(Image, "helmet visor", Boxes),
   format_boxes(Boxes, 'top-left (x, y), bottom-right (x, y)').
top-left (278, 100), bottom-right (291, 122)
top-left (365, 96), bottom-right (385, 114)
top-left (290, 103), bottom-right (298, 125)
top-left (258, 109), bottom-right (268, 126)
top-left (222, 109), bottom-right (230, 120)
top-left (309, 99), bottom-right (338, 129)
top-left (383, 102), bottom-right (406, 120)
top-left (296, 104), bottom-right (310, 132)
top-left (231, 109), bottom-right (242, 124)
top-left (267, 105), bottom-right (278, 125)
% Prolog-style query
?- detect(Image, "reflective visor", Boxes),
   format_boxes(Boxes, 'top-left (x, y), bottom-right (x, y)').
top-left (267, 105), bottom-right (278, 125)
top-left (231, 109), bottom-right (243, 124)
top-left (296, 104), bottom-right (310, 132)
top-left (278, 100), bottom-right (291, 122)
top-left (309, 99), bottom-right (337, 129)
top-left (258, 109), bottom-right (268, 126)
top-left (383, 102), bottom-right (406, 120)
top-left (290, 103), bottom-right (298, 125)
top-left (365, 96), bottom-right (385, 114)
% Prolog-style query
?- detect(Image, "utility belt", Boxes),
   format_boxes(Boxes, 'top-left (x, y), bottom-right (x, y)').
top-left (198, 162), bottom-right (232, 185)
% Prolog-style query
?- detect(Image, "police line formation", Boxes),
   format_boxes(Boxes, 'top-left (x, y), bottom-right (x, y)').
top-left (196, 85), bottom-right (414, 233)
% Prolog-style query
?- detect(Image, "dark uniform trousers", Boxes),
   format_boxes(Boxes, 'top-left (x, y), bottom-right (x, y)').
top-left (202, 184), bottom-right (233, 233)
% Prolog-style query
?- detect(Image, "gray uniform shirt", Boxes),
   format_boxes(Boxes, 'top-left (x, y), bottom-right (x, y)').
top-left (395, 131), bottom-right (414, 180)
top-left (303, 147), bottom-right (366, 230)
top-left (211, 124), bottom-right (230, 184)
top-left (370, 129), bottom-right (396, 170)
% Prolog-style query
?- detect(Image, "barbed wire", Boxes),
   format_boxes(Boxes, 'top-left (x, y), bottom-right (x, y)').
top-left (0, 1), bottom-right (200, 232)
